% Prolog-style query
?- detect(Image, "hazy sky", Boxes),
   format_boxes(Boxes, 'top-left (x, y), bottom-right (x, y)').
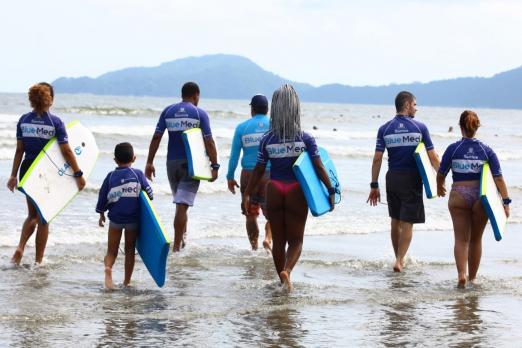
top-left (1, 0), bottom-right (521, 92)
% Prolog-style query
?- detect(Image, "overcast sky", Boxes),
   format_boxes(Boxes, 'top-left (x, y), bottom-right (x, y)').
top-left (1, 0), bottom-right (521, 92)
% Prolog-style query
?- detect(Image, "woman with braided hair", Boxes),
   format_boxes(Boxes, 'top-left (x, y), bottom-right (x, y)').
top-left (243, 84), bottom-right (335, 290)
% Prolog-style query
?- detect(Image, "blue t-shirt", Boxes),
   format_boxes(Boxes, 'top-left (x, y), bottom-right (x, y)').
top-left (227, 114), bottom-right (270, 180)
top-left (16, 112), bottom-right (68, 161)
top-left (375, 115), bottom-right (434, 170)
top-left (438, 138), bottom-right (502, 182)
top-left (96, 167), bottom-right (153, 224)
top-left (154, 102), bottom-right (212, 160)
top-left (257, 131), bottom-right (319, 181)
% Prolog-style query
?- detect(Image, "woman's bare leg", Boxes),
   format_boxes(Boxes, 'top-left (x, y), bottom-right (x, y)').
top-left (468, 200), bottom-right (488, 282)
top-left (266, 183), bottom-right (285, 281)
top-left (12, 198), bottom-right (39, 264)
top-left (280, 185), bottom-right (308, 290)
top-left (449, 191), bottom-right (472, 288)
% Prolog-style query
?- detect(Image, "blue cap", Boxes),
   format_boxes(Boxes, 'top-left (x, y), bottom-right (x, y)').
top-left (249, 94), bottom-right (268, 108)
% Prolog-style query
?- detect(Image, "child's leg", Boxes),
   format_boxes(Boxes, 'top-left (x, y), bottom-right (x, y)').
top-left (123, 227), bottom-right (138, 287)
top-left (105, 225), bottom-right (123, 289)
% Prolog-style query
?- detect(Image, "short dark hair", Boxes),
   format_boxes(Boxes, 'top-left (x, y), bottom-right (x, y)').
top-left (114, 142), bottom-right (134, 164)
top-left (395, 91), bottom-right (415, 112)
top-left (252, 104), bottom-right (268, 115)
top-left (181, 82), bottom-right (200, 98)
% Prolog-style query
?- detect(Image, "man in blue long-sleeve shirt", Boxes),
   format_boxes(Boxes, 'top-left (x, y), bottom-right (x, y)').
top-left (227, 95), bottom-right (272, 251)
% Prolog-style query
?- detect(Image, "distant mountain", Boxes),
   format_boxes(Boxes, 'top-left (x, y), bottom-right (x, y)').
top-left (53, 54), bottom-right (522, 109)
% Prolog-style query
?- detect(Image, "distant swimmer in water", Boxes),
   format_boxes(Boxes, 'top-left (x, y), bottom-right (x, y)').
top-left (367, 91), bottom-right (440, 272)
top-left (96, 143), bottom-right (153, 289)
top-left (437, 110), bottom-right (510, 288)
top-left (243, 84), bottom-right (335, 290)
top-left (7, 83), bottom-right (86, 266)
top-left (145, 82), bottom-right (219, 252)
top-left (227, 95), bottom-right (272, 251)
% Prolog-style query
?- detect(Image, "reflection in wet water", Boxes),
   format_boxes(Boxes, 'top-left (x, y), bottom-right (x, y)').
top-left (448, 294), bottom-right (486, 347)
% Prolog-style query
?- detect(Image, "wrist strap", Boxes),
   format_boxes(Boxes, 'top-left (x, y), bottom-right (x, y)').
top-left (370, 182), bottom-right (379, 189)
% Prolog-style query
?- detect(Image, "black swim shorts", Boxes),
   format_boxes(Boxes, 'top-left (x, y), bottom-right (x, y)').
top-left (385, 170), bottom-right (425, 224)
top-left (19, 158), bottom-right (34, 181)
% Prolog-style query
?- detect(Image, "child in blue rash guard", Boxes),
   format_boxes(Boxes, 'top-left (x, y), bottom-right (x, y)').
top-left (96, 143), bottom-right (153, 289)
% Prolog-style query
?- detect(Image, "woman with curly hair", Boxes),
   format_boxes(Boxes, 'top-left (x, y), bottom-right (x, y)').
top-left (7, 82), bottom-right (86, 266)
top-left (243, 84), bottom-right (335, 290)
top-left (437, 110), bottom-right (510, 288)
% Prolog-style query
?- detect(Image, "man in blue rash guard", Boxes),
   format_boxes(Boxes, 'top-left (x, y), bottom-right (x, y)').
top-left (227, 95), bottom-right (272, 251)
top-left (145, 82), bottom-right (219, 252)
top-left (367, 91), bottom-right (440, 272)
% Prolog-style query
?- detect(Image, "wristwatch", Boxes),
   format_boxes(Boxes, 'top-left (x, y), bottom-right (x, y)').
top-left (503, 197), bottom-right (512, 205)
top-left (370, 182), bottom-right (379, 189)
top-left (327, 187), bottom-right (336, 195)
top-left (73, 170), bottom-right (84, 178)
top-left (211, 163), bottom-right (220, 171)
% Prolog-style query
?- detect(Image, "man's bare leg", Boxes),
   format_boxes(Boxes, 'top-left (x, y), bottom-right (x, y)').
top-left (263, 221), bottom-right (272, 251)
top-left (246, 215), bottom-right (259, 250)
top-left (394, 221), bottom-right (413, 272)
top-left (173, 203), bottom-right (189, 252)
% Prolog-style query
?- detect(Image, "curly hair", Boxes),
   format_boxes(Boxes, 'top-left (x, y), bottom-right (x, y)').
top-left (28, 83), bottom-right (53, 114)
top-left (459, 110), bottom-right (480, 138)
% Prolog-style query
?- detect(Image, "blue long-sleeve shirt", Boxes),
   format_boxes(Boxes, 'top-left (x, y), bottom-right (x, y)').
top-left (227, 114), bottom-right (270, 180)
top-left (96, 167), bottom-right (153, 224)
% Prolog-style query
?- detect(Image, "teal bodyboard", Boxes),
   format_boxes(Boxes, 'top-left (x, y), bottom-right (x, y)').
top-left (293, 147), bottom-right (341, 217)
top-left (137, 191), bottom-right (170, 287)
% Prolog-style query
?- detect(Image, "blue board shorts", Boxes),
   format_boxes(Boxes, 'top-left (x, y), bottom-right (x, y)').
top-left (166, 160), bottom-right (200, 206)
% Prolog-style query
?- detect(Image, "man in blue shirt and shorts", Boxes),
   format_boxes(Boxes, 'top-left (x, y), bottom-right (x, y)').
top-left (145, 82), bottom-right (219, 252)
top-left (367, 91), bottom-right (440, 272)
top-left (227, 95), bottom-right (272, 251)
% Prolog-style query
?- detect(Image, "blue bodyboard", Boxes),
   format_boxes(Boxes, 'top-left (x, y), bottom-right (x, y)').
top-left (293, 147), bottom-right (341, 217)
top-left (137, 191), bottom-right (170, 287)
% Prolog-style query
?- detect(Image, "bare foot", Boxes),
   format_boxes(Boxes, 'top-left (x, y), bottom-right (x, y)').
top-left (11, 247), bottom-right (24, 265)
top-left (280, 270), bottom-right (293, 290)
top-left (250, 239), bottom-right (258, 251)
top-left (262, 240), bottom-right (272, 252)
top-left (172, 243), bottom-right (181, 253)
top-left (105, 267), bottom-right (115, 289)
top-left (393, 259), bottom-right (402, 273)
top-left (457, 275), bottom-right (467, 289)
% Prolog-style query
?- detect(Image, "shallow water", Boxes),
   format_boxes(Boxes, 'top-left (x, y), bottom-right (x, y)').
top-left (0, 93), bottom-right (521, 346)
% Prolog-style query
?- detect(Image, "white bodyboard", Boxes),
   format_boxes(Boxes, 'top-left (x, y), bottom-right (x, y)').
top-left (18, 121), bottom-right (99, 223)
top-left (182, 128), bottom-right (212, 180)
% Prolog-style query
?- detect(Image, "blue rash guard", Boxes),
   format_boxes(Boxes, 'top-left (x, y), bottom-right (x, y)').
top-left (96, 167), bottom-right (153, 224)
top-left (16, 112), bottom-right (68, 161)
top-left (438, 138), bottom-right (502, 182)
top-left (375, 115), bottom-right (434, 171)
top-left (154, 101), bottom-right (212, 160)
top-left (226, 114), bottom-right (270, 180)
top-left (256, 130), bottom-right (319, 182)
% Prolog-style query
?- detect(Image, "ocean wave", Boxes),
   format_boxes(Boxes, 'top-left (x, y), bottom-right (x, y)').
top-left (55, 106), bottom-right (162, 116)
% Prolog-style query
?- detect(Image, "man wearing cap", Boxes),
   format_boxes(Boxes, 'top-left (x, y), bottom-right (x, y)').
top-left (227, 95), bottom-right (272, 251)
